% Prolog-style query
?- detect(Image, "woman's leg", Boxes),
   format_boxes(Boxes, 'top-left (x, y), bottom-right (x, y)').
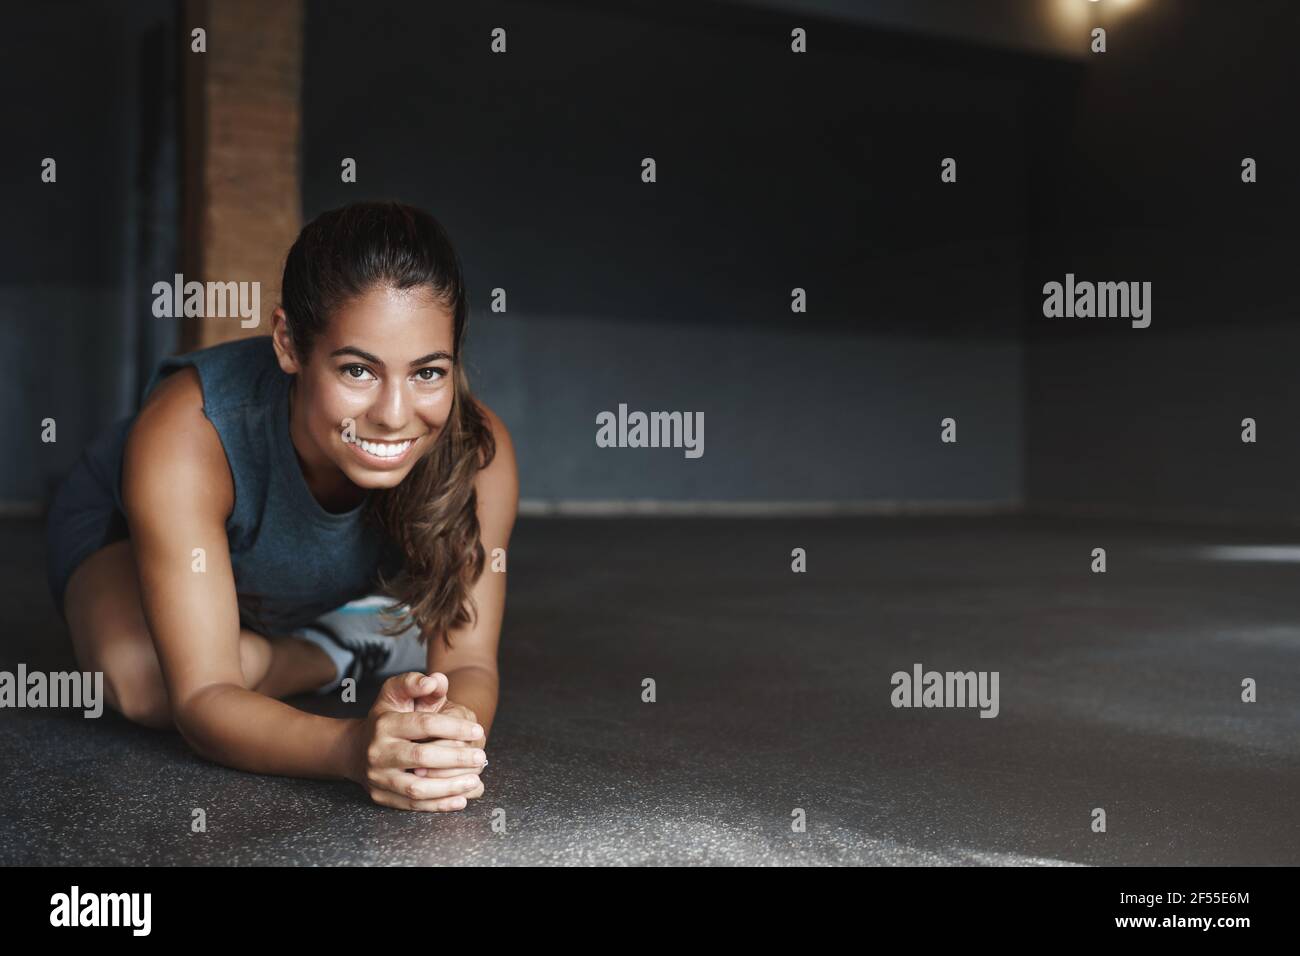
top-left (247, 633), bottom-right (342, 700)
top-left (63, 540), bottom-right (338, 729)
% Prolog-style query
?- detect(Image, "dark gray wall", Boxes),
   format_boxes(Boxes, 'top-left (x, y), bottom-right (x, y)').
top-left (0, 0), bottom-right (178, 508)
top-left (303, 0), bottom-right (1070, 505)
top-left (1023, 0), bottom-right (1300, 524)
top-left (14, 0), bottom-right (1172, 512)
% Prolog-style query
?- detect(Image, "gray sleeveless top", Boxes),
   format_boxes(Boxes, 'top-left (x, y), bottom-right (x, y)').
top-left (126, 335), bottom-right (404, 635)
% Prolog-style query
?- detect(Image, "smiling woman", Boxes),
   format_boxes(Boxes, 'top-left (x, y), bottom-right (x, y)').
top-left (43, 201), bottom-right (519, 814)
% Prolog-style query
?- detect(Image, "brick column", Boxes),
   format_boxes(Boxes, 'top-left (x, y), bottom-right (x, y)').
top-left (181, 0), bottom-right (303, 350)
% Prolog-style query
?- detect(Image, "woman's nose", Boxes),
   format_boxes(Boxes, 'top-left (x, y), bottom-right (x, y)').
top-left (368, 378), bottom-right (408, 430)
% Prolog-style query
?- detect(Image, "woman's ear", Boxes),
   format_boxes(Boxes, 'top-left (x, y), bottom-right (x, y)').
top-left (270, 307), bottom-right (302, 374)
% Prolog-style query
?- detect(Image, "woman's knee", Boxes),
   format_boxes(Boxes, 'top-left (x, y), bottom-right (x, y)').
top-left (64, 544), bottom-right (172, 729)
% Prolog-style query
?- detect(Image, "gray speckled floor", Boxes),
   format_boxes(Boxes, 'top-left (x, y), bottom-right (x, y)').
top-left (2, 515), bottom-right (1298, 865)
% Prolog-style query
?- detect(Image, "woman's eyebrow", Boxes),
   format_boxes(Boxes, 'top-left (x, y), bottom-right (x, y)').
top-left (331, 346), bottom-right (383, 365)
top-left (408, 351), bottom-right (453, 365)
top-left (329, 347), bottom-right (452, 366)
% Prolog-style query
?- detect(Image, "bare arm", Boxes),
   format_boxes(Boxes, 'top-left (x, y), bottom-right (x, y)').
top-left (428, 402), bottom-right (520, 748)
top-left (121, 369), bottom-right (362, 782)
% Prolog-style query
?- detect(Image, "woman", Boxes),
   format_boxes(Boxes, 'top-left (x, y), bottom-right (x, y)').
top-left (44, 201), bottom-right (519, 813)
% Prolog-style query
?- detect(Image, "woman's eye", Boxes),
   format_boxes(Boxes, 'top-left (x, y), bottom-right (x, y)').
top-left (342, 364), bottom-right (373, 381)
top-left (415, 367), bottom-right (446, 382)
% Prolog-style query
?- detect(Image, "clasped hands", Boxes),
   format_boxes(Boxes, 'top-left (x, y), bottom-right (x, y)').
top-left (349, 671), bottom-right (488, 812)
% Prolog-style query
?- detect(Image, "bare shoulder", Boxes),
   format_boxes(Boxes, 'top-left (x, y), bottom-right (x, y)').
top-left (472, 400), bottom-right (519, 527)
top-left (122, 366), bottom-right (234, 524)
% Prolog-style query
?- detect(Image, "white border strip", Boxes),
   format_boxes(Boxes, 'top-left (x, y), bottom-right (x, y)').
top-left (518, 499), bottom-right (1022, 517)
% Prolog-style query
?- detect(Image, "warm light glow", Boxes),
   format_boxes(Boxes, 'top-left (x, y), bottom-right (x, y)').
top-left (1052, 0), bottom-right (1146, 30)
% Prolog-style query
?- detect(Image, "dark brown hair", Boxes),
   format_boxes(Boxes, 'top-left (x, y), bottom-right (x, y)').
top-left (280, 200), bottom-right (495, 648)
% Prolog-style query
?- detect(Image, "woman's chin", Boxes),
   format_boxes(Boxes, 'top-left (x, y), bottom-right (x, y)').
top-left (345, 464), bottom-right (411, 490)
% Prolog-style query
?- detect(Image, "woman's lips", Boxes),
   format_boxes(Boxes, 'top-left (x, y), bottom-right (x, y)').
top-left (347, 434), bottom-right (419, 468)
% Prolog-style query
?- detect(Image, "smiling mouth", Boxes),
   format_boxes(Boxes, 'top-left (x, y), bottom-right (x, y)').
top-left (354, 437), bottom-right (416, 459)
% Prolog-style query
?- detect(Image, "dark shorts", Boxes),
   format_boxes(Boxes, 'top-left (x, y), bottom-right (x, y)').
top-left (45, 418), bottom-right (133, 621)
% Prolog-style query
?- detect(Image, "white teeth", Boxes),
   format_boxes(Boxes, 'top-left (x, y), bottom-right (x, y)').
top-left (358, 439), bottom-right (412, 459)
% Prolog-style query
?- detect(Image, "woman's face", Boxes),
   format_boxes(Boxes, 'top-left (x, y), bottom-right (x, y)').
top-left (273, 284), bottom-right (456, 501)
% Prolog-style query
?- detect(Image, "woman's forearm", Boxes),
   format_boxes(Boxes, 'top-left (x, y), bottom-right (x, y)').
top-left (444, 665), bottom-right (499, 747)
top-left (175, 682), bottom-right (362, 782)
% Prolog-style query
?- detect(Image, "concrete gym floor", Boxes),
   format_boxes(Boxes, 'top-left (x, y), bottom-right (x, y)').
top-left (1, 514), bottom-right (1297, 866)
